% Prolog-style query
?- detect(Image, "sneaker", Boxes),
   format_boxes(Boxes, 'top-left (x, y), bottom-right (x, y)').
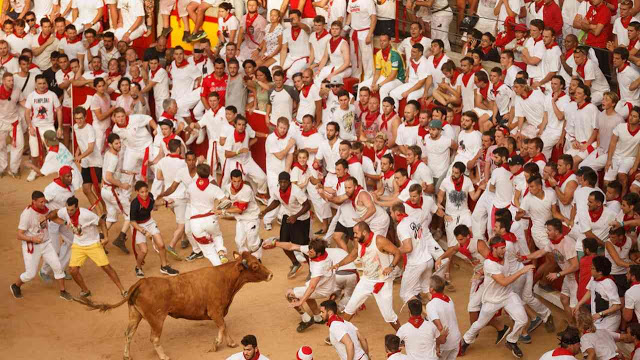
top-left (288, 263), bottom-right (302, 279)
top-left (122, 290), bottom-right (128, 298)
top-left (112, 233), bottom-right (130, 254)
top-left (180, 237), bottom-right (189, 249)
top-left (256, 195), bottom-right (269, 206)
top-left (218, 251), bottom-right (229, 264)
top-left (80, 290), bottom-right (92, 298)
top-left (314, 317), bottom-right (325, 324)
top-left (59, 290), bottom-right (73, 301)
top-left (7, 171), bottom-right (18, 179)
top-left (445, 281), bottom-right (456, 292)
top-left (135, 267), bottom-right (145, 278)
top-left (296, 320), bottom-right (314, 333)
top-left (10, 283), bottom-right (22, 299)
top-left (324, 336), bottom-right (331, 345)
top-left (159, 26), bottom-right (173, 38)
top-left (185, 251), bottom-right (204, 261)
top-left (544, 315), bottom-right (556, 333)
top-left (527, 316), bottom-right (543, 334)
top-left (160, 265), bottom-right (180, 276)
top-left (182, 32), bottom-right (191, 42)
top-left (166, 245), bottom-right (181, 259)
top-left (39, 270), bottom-right (52, 283)
top-left (64, 271), bottom-right (72, 280)
top-left (264, 223), bottom-right (273, 231)
top-left (26, 170), bottom-right (37, 182)
top-left (458, 340), bottom-right (470, 356)
top-left (190, 31), bottom-right (208, 42)
top-left (495, 325), bottom-right (511, 344)
top-left (314, 229), bottom-right (326, 235)
top-left (505, 341), bottom-right (523, 358)
top-left (518, 334), bottom-right (531, 344)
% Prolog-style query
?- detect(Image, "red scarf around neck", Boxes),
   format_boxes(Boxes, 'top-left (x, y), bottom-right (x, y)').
top-left (552, 348), bottom-right (575, 357)
top-left (405, 197), bottom-right (423, 209)
top-left (349, 185), bottom-right (363, 207)
top-left (359, 231), bottom-right (375, 257)
top-left (329, 36), bottom-right (342, 53)
top-left (431, 292), bottom-right (450, 302)
top-left (311, 251), bottom-right (329, 262)
top-left (364, 110), bottom-right (379, 129)
top-left (292, 161), bottom-right (308, 174)
top-left (326, 314), bottom-right (344, 327)
top-left (234, 130), bottom-right (246, 143)
top-left (589, 206), bottom-right (604, 223)
top-left (381, 111), bottom-right (395, 130)
top-left (629, 123), bottom-right (640, 137)
top-left (376, 146), bottom-right (389, 160)
top-left (380, 46), bottom-right (392, 61)
top-left (557, 170), bottom-right (574, 187)
top-left (53, 177), bottom-right (71, 192)
top-left (291, 26), bottom-right (302, 41)
top-left (279, 185), bottom-right (292, 204)
top-left (162, 133), bottom-right (176, 148)
top-left (66, 35), bottom-right (80, 44)
top-left (315, 29), bottom-right (329, 40)
top-left (196, 177), bottom-right (209, 191)
top-left (451, 175), bottom-right (464, 191)
top-left (301, 127), bottom-right (317, 137)
top-left (408, 315), bottom-right (424, 329)
top-left (491, 81), bottom-right (504, 97)
top-left (398, 178), bottom-right (410, 193)
top-left (433, 53), bottom-right (445, 68)
top-left (301, 83), bottom-right (313, 97)
top-left (138, 195), bottom-right (151, 209)
top-left (37, 32), bottom-right (52, 46)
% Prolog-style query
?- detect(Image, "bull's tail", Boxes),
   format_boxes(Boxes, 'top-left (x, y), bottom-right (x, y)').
top-left (74, 281), bottom-right (144, 313)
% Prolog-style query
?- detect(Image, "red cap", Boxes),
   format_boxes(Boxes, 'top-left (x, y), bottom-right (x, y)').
top-left (504, 16), bottom-right (516, 29)
top-left (296, 346), bottom-right (313, 360)
top-left (59, 165), bottom-right (72, 177)
top-left (514, 23), bottom-right (528, 32)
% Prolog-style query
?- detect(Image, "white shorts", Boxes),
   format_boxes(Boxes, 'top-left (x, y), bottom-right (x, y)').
top-left (190, 214), bottom-right (222, 240)
top-left (235, 219), bottom-right (262, 258)
top-left (468, 277), bottom-right (485, 312)
top-left (112, 26), bottom-right (147, 43)
top-left (580, 149), bottom-right (607, 172)
top-left (293, 281), bottom-right (334, 300)
top-left (133, 219), bottom-right (161, 245)
top-left (565, 143), bottom-right (597, 160)
top-left (29, 124), bottom-right (54, 158)
top-left (604, 156), bottom-right (635, 181)
top-left (101, 185), bottom-right (131, 222)
top-left (169, 198), bottom-right (187, 224)
top-left (400, 259), bottom-right (433, 303)
top-left (521, 123), bottom-right (539, 139)
top-left (344, 277), bottom-right (398, 323)
top-left (71, 20), bottom-right (101, 33)
top-left (560, 275), bottom-right (578, 308)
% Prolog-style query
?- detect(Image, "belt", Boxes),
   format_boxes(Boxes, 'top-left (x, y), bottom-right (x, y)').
top-left (103, 182), bottom-right (127, 215)
top-left (351, 28), bottom-right (370, 67)
top-left (11, 120), bottom-right (18, 147)
top-left (190, 212), bottom-right (217, 220)
top-left (136, 217), bottom-right (150, 224)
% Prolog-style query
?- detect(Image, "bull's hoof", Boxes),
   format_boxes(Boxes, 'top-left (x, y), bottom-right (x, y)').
top-left (207, 343), bottom-right (218, 352)
top-left (227, 341), bottom-right (237, 348)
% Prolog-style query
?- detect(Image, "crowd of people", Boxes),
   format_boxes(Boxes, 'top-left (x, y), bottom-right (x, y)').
top-left (4, 0), bottom-right (640, 359)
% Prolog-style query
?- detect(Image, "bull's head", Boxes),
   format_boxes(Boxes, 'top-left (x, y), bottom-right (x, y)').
top-left (233, 251), bottom-right (273, 283)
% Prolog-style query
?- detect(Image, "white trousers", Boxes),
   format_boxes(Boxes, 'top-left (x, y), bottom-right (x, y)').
top-left (0, 121), bottom-right (23, 173)
top-left (308, 182), bottom-right (332, 220)
top-left (389, 81), bottom-right (425, 111)
top-left (431, 11), bottom-right (454, 52)
top-left (463, 292), bottom-right (528, 344)
top-left (580, 148), bottom-right (607, 172)
top-left (175, 88), bottom-right (202, 118)
top-left (444, 210), bottom-right (472, 247)
top-left (335, 271), bottom-right (358, 312)
top-left (235, 219), bottom-right (263, 259)
top-left (190, 215), bottom-right (226, 265)
top-left (71, 20), bottom-right (101, 34)
top-left (350, 29), bottom-right (374, 80)
top-left (471, 190), bottom-right (494, 241)
top-left (400, 259), bottom-right (434, 303)
top-left (540, 127), bottom-right (562, 160)
top-left (93, 126), bottom-right (108, 155)
top-left (511, 270), bottom-right (552, 321)
top-left (357, 76), bottom-right (403, 106)
top-left (263, 172), bottom-right (281, 227)
top-left (282, 56), bottom-right (309, 77)
top-left (112, 26), bottom-right (146, 43)
top-left (184, 204), bottom-right (201, 254)
top-left (20, 240), bottom-right (65, 282)
top-left (315, 65), bottom-right (353, 83)
top-left (440, 348), bottom-right (458, 360)
top-left (41, 222), bottom-right (74, 275)
top-left (221, 158), bottom-right (267, 193)
top-left (199, 240), bottom-right (227, 266)
top-left (28, 124), bottom-right (54, 158)
top-left (344, 277), bottom-right (398, 323)
top-left (101, 185), bottom-right (131, 223)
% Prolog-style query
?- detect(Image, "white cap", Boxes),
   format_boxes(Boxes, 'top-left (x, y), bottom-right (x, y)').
top-left (296, 346), bottom-right (313, 360)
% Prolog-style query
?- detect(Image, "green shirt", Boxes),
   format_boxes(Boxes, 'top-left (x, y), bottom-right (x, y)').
top-left (374, 48), bottom-right (405, 82)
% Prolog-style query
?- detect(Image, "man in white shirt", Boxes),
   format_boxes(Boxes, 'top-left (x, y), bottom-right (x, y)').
top-left (281, 10), bottom-right (311, 80)
top-left (0, 71), bottom-right (24, 177)
top-left (389, 43), bottom-right (429, 108)
top-left (31, 18), bottom-right (59, 70)
top-left (321, 299), bottom-right (370, 360)
top-left (603, 107), bottom-right (640, 189)
top-left (293, 69), bottom-right (322, 126)
top-left (266, 70), bottom-right (299, 128)
top-left (71, 107), bottom-right (104, 214)
top-left (423, 39), bottom-right (450, 94)
top-left (225, 335), bottom-right (271, 360)
top-left (112, 0), bottom-right (146, 43)
top-left (572, 46), bottom-right (610, 105)
top-left (538, 327), bottom-right (581, 360)
top-left (397, 299), bottom-right (447, 360)
top-left (71, 0), bottom-right (103, 33)
top-left (613, 47), bottom-right (640, 107)
top-left (624, 265), bottom-right (640, 324)
top-left (426, 275), bottom-right (461, 360)
top-left (513, 78), bottom-right (546, 140)
top-left (522, 19), bottom-right (546, 83)
top-left (451, 111), bottom-right (482, 175)
top-left (314, 20), bottom-right (352, 83)
top-left (57, 24), bottom-right (85, 68)
top-left (346, 0), bottom-right (376, 80)
top-left (171, 46), bottom-right (202, 124)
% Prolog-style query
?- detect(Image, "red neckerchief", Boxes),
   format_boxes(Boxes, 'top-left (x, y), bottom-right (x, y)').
top-left (387, 351), bottom-right (401, 358)
top-left (410, 59), bottom-right (420, 74)
top-left (301, 127), bottom-right (317, 137)
top-left (61, 66), bottom-right (73, 78)
top-left (364, 110), bottom-right (379, 128)
top-left (404, 117), bottom-right (418, 127)
top-left (311, 251), bottom-right (329, 262)
top-left (628, 38), bottom-right (638, 51)
top-left (53, 177), bottom-right (71, 191)
top-left (166, 153), bottom-right (183, 159)
top-left (66, 35), bottom-right (80, 44)
top-left (233, 130), bottom-right (246, 143)
top-left (292, 161), bottom-right (308, 174)
top-left (577, 101), bottom-right (590, 110)
top-left (247, 350), bottom-right (261, 360)
top-left (621, 15), bottom-right (633, 28)
top-left (545, 41), bottom-right (558, 49)
top-left (275, 129), bottom-right (287, 140)
top-left (458, 239), bottom-right (473, 260)
top-left (383, 169), bottom-right (394, 179)
top-left (301, 83), bottom-right (313, 97)
top-left (431, 292), bottom-right (450, 302)
top-left (150, 67), bottom-right (161, 78)
top-left (1, 54), bottom-right (13, 66)
top-left (398, 178), bottom-right (410, 193)
top-left (88, 39), bottom-right (100, 48)
top-left (478, 83), bottom-right (489, 99)
top-left (629, 123), bottom-right (640, 137)
top-left (137, 195), bottom-right (151, 209)
top-left (614, 234), bottom-right (627, 248)
top-left (594, 275), bottom-right (614, 282)
top-left (576, 60), bottom-right (587, 79)
top-left (411, 35), bottom-right (423, 44)
top-left (451, 175), bottom-right (464, 191)
top-left (409, 160), bottom-right (422, 178)
top-left (55, 31), bottom-right (64, 40)
top-left (550, 233), bottom-right (564, 245)
top-left (461, 70), bottom-right (475, 87)
top-left (49, 145), bottom-right (59, 153)
top-left (315, 29), bottom-right (329, 41)
top-left (13, 30), bottom-right (27, 39)
top-left (175, 59), bottom-right (189, 68)
top-left (396, 213), bottom-right (409, 224)
top-left (279, 184), bottom-right (292, 204)
top-left (329, 36), bottom-right (341, 53)
top-left (552, 348), bottom-right (575, 357)
top-left (418, 125), bottom-right (428, 139)
top-left (68, 208), bottom-right (80, 227)
top-left (503, 232), bottom-right (517, 243)
top-left (408, 315), bottom-right (424, 329)
top-left (380, 46), bottom-right (392, 61)
top-left (486, 251), bottom-right (503, 264)
top-left (510, 168), bottom-right (523, 180)
top-left (481, 45), bottom-right (492, 55)
top-left (359, 231), bottom-right (375, 257)
top-left (348, 155), bottom-right (361, 164)
top-left (162, 133), bottom-right (176, 148)
top-left (564, 47), bottom-right (575, 60)
top-left (108, 71), bottom-right (121, 78)
top-left (405, 197), bottom-right (423, 209)
top-left (450, 69), bottom-right (461, 84)
top-left (589, 206), bottom-right (604, 222)
top-left (349, 185), bottom-right (363, 207)
top-left (617, 61), bottom-right (630, 74)
top-left (554, 90), bottom-right (567, 100)
top-left (376, 146), bottom-right (389, 160)
top-left (380, 111), bottom-right (395, 130)
top-left (631, 342), bottom-right (640, 360)
top-left (336, 173), bottom-right (350, 189)
top-left (531, 152), bottom-right (546, 163)
top-left (326, 314), bottom-right (344, 327)
top-left (196, 177), bottom-right (209, 191)
top-left (433, 53), bottom-right (445, 68)
top-left (116, 116), bottom-right (129, 128)
top-left (291, 26), bottom-right (302, 41)
top-left (91, 69), bottom-right (105, 76)
top-left (556, 170), bottom-right (574, 187)
top-left (491, 81), bottom-right (504, 97)
top-left (37, 32), bottom-right (51, 46)
top-left (535, 0), bottom-right (544, 12)
top-left (223, 13), bottom-right (233, 23)
top-left (245, 11), bottom-right (259, 33)
top-left (520, 89), bottom-right (533, 100)
top-left (533, 35), bottom-right (543, 44)
top-left (0, 85), bottom-right (11, 100)
top-left (29, 203), bottom-right (49, 215)
top-left (193, 55), bottom-right (206, 65)
top-left (231, 180), bottom-right (243, 194)
top-left (516, 38), bottom-right (526, 46)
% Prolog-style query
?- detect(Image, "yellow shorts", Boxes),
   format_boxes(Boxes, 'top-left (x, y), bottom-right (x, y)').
top-left (69, 242), bottom-right (110, 267)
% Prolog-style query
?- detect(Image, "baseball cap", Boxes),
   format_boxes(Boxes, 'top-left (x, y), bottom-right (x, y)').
top-left (157, 119), bottom-right (173, 128)
top-left (508, 155), bottom-right (525, 166)
top-left (429, 120), bottom-right (443, 129)
top-left (296, 346), bottom-right (313, 360)
top-left (330, 78), bottom-right (342, 86)
top-left (514, 23), bottom-right (528, 32)
top-left (43, 130), bottom-right (59, 146)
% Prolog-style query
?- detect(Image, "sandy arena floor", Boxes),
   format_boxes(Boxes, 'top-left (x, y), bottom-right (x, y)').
top-left (1, 173), bottom-right (567, 360)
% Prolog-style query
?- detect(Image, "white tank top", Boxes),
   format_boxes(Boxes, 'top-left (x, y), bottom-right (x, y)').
top-left (355, 191), bottom-right (388, 226)
top-left (329, 38), bottom-right (346, 69)
top-left (358, 233), bottom-right (393, 281)
top-left (558, 174), bottom-right (577, 220)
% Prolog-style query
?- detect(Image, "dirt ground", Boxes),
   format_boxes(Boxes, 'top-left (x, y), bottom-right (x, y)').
top-left (2, 173), bottom-right (567, 360)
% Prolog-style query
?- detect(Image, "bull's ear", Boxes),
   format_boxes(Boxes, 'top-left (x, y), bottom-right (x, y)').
top-left (233, 251), bottom-right (240, 260)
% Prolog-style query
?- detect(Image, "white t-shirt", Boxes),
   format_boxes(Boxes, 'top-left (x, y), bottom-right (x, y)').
top-left (347, 0), bottom-right (376, 30)
top-left (524, 36), bottom-right (546, 81)
top-left (299, 245), bottom-right (336, 291)
top-left (613, 16), bottom-right (640, 46)
top-left (224, 183), bottom-right (261, 221)
top-left (74, 123), bottom-right (103, 168)
top-left (396, 320), bottom-right (440, 360)
top-left (71, 0), bottom-right (102, 24)
top-left (426, 296), bottom-right (461, 351)
top-left (520, 189), bottom-right (557, 233)
top-left (422, 135), bottom-right (451, 178)
top-left (102, 150), bottom-right (123, 184)
top-left (586, 277), bottom-right (621, 319)
top-left (55, 69), bottom-right (75, 108)
top-left (544, 236), bottom-right (578, 279)
top-left (30, 35), bottom-right (59, 70)
top-left (397, 214), bottom-right (431, 264)
top-left (572, 59), bottom-right (610, 95)
top-left (90, 93), bottom-right (112, 133)
top-left (408, 161), bottom-right (433, 187)
top-left (580, 330), bottom-right (620, 360)
top-left (616, 65), bottom-right (640, 105)
top-left (544, 92), bottom-right (571, 131)
top-left (482, 258), bottom-right (510, 303)
top-left (149, 67), bottom-right (171, 102)
top-left (275, 184), bottom-right (310, 221)
top-left (265, 132), bottom-right (294, 175)
top-left (515, 89), bottom-right (546, 129)
top-left (57, 38), bottom-right (85, 61)
top-left (19, 206), bottom-right (49, 242)
top-left (118, 0), bottom-right (147, 33)
top-left (440, 175), bottom-right (474, 215)
top-left (170, 61), bottom-right (199, 99)
top-left (296, 84), bottom-right (321, 123)
top-left (25, 90), bottom-right (61, 127)
top-left (223, 126), bottom-right (256, 164)
top-left (57, 207), bottom-right (101, 246)
top-left (612, 122), bottom-right (640, 158)
top-left (456, 130), bottom-right (482, 161)
top-left (198, 107), bottom-right (226, 143)
top-left (489, 166), bottom-right (513, 208)
top-left (6, 33), bottom-right (33, 55)
top-left (539, 349), bottom-right (578, 360)
top-left (187, 180), bottom-right (226, 216)
top-left (111, 114), bottom-right (153, 150)
top-left (396, 123), bottom-right (420, 147)
top-left (488, 82), bottom-right (513, 116)
top-left (624, 283), bottom-right (640, 321)
top-left (329, 320), bottom-right (366, 360)
top-left (316, 139), bottom-right (341, 173)
top-left (44, 180), bottom-right (74, 211)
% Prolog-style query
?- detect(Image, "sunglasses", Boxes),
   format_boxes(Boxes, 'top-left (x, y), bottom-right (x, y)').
top-left (26, 18), bottom-right (36, 22)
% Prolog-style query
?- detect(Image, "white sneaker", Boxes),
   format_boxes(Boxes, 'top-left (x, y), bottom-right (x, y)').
top-left (264, 223), bottom-right (273, 231)
top-left (26, 170), bottom-right (37, 182)
top-left (196, 128), bottom-right (206, 144)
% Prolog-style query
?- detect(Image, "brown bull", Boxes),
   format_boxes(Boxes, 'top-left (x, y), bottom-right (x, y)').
top-left (78, 252), bottom-right (273, 360)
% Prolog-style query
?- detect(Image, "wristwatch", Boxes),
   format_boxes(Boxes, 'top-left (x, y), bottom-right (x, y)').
top-left (599, 311), bottom-right (605, 317)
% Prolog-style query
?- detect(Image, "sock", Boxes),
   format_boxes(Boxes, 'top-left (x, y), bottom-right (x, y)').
top-left (313, 314), bottom-right (322, 322)
top-left (301, 312), bottom-right (311, 322)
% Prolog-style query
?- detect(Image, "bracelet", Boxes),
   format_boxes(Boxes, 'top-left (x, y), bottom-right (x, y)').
top-left (520, 255), bottom-right (528, 262)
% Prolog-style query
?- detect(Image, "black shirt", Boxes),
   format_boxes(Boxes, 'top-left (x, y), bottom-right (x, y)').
top-left (43, 67), bottom-right (63, 97)
top-left (130, 194), bottom-right (155, 223)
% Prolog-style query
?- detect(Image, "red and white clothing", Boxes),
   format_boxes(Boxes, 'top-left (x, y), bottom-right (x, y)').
top-left (294, 245), bottom-right (336, 299)
top-left (89, 93), bottom-right (112, 155)
top-left (389, 56), bottom-right (429, 105)
top-left (515, 89), bottom-right (546, 139)
top-left (613, 15), bottom-right (640, 46)
top-left (572, 59), bottom-right (610, 105)
top-left (441, 175), bottom-right (474, 247)
top-left (540, 91), bottom-right (570, 158)
top-left (315, 138), bottom-right (341, 187)
top-left (197, 106), bottom-right (226, 172)
top-left (397, 213), bottom-right (434, 302)
top-left (70, 0), bottom-right (102, 32)
top-left (267, 85), bottom-right (298, 127)
top-left (452, 129), bottom-right (482, 173)
top-left (520, 189), bottom-right (557, 249)
top-left (31, 33), bottom-right (59, 70)
top-left (523, 36), bottom-right (546, 82)
top-left (580, 329), bottom-right (620, 360)
top-left (111, 114), bottom-right (153, 180)
top-left (397, 36), bottom-right (432, 65)
top-left (488, 81), bottom-right (513, 118)
top-left (112, 0), bottom-right (147, 42)
top-left (218, 14), bottom-right (240, 57)
top-left (6, 32), bottom-right (33, 55)
top-left (586, 276), bottom-right (622, 331)
top-left (101, 149), bottom-right (130, 223)
top-left (424, 53), bottom-right (449, 94)
top-left (188, 179), bottom-right (227, 266)
top-left (225, 352), bottom-right (270, 360)
top-left (170, 60), bottom-right (201, 118)
top-left (422, 135), bottom-right (452, 179)
top-left (584, 1), bottom-right (612, 49)
top-left (564, 101), bottom-right (599, 159)
top-left (545, 235), bottom-right (579, 307)
top-left (426, 293), bottom-right (461, 360)
top-left (295, 83), bottom-right (321, 124)
top-left (55, 68), bottom-right (75, 110)
top-left (149, 67), bottom-right (171, 117)
top-left (455, 71), bottom-right (477, 112)
top-left (263, 130), bottom-right (295, 225)
top-left (73, 123), bottom-right (103, 169)
top-left (57, 36), bottom-right (85, 63)
top-left (316, 37), bottom-right (352, 83)
top-left (625, 282), bottom-right (640, 321)
top-left (282, 26), bottom-right (310, 77)
top-left (604, 123), bottom-right (640, 181)
top-left (221, 126), bottom-right (267, 195)
top-left (18, 205), bottom-right (65, 282)
top-left (347, 0), bottom-right (376, 79)
top-left (396, 316), bottom-right (441, 360)
top-left (25, 89), bottom-right (61, 157)
top-left (616, 62), bottom-right (640, 106)
top-left (327, 317), bottom-right (368, 360)
top-left (157, 154), bottom-right (188, 223)
top-left (225, 182), bottom-right (263, 259)
top-left (309, 29), bottom-right (331, 65)
top-left (0, 84), bottom-right (23, 174)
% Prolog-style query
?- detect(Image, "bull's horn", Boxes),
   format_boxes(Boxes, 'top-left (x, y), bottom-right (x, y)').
top-left (242, 259), bottom-right (249, 269)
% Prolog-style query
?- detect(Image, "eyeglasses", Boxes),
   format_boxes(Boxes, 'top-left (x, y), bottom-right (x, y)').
top-left (25, 18), bottom-right (35, 22)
